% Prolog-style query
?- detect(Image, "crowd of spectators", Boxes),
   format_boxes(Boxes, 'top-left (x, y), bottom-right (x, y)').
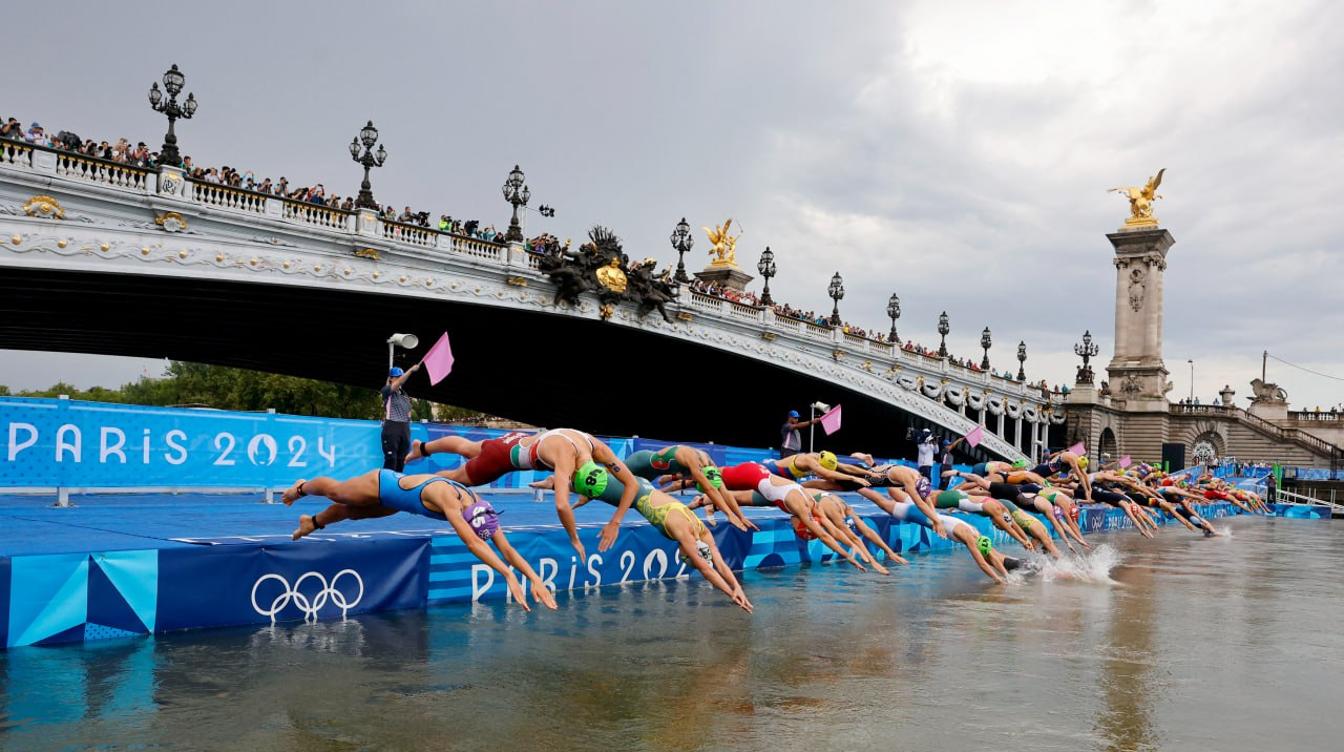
top-left (2, 113), bottom-right (503, 241)
top-left (685, 277), bottom-right (1038, 379)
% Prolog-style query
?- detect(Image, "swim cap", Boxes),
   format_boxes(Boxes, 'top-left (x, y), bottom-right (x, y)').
top-left (1052, 505), bottom-right (1065, 519)
top-left (977, 535), bottom-right (993, 555)
top-left (1012, 459), bottom-right (1028, 469)
top-left (388, 366), bottom-right (405, 377)
top-left (818, 451), bottom-right (838, 471)
top-left (1077, 456), bottom-right (1090, 470)
top-left (573, 461), bottom-right (609, 498)
top-left (463, 499), bottom-right (500, 540)
top-left (916, 476), bottom-right (931, 497)
top-left (699, 465), bottom-right (724, 490)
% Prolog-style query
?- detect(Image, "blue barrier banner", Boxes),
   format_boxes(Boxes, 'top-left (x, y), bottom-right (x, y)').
top-left (0, 397), bottom-right (382, 488)
top-left (157, 538), bottom-right (428, 631)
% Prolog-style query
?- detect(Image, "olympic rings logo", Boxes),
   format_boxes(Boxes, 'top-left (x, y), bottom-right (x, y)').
top-left (250, 569), bottom-right (365, 623)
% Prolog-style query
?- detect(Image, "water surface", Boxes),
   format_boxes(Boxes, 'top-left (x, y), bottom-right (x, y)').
top-left (2, 516), bottom-right (1340, 751)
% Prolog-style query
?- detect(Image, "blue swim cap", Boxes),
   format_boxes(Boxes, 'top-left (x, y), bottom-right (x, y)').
top-left (388, 366), bottom-right (405, 377)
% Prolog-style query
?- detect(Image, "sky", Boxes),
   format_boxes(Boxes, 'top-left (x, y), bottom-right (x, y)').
top-left (3, 0), bottom-right (1342, 408)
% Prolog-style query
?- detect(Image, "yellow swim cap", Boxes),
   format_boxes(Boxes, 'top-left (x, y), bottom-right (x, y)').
top-left (1077, 456), bottom-right (1089, 470)
top-left (818, 451), bottom-right (838, 471)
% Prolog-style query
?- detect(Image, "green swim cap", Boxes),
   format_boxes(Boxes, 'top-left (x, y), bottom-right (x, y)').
top-left (573, 461), bottom-right (609, 497)
top-left (977, 535), bottom-right (994, 555)
top-left (1012, 459), bottom-right (1028, 469)
top-left (700, 465), bottom-right (724, 490)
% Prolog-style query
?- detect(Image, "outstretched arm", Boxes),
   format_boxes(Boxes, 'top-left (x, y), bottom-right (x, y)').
top-left (787, 498), bottom-right (866, 572)
top-left (491, 531), bottom-right (558, 610)
top-left (596, 447), bottom-right (640, 552)
top-left (550, 454), bottom-right (584, 560)
top-left (441, 507), bottom-right (531, 611)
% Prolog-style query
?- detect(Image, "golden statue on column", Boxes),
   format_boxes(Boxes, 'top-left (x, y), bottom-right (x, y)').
top-left (702, 218), bottom-right (740, 268)
top-left (1109, 168), bottom-right (1165, 228)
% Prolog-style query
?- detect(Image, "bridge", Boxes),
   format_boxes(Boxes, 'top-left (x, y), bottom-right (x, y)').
top-left (0, 141), bottom-right (1059, 459)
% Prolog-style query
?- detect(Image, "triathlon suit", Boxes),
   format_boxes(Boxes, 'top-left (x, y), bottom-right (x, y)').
top-left (459, 431), bottom-right (534, 486)
top-left (377, 469), bottom-right (475, 521)
top-left (998, 498), bottom-right (1038, 529)
top-left (761, 456), bottom-right (806, 481)
top-left (866, 464), bottom-right (896, 488)
top-left (988, 481), bottom-right (1035, 505)
top-left (935, 489), bottom-right (984, 514)
top-left (1031, 458), bottom-right (1066, 479)
top-left (722, 461), bottom-right (803, 508)
top-left (523, 429), bottom-right (598, 470)
top-left (747, 491), bottom-right (829, 540)
top-left (624, 446), bottom-right (704, 480)
top-left (587, 475), bottom-right (704, 539)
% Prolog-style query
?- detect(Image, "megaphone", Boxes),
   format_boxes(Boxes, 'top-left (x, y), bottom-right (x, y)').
top-left (387, 333), bottom-right (419, 349)
top-left (811, 401), bottom-right (831, 412)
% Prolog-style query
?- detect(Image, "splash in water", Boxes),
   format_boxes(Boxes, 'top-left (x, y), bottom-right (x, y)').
top-left (1029, 544), bottom-right (1123, 584)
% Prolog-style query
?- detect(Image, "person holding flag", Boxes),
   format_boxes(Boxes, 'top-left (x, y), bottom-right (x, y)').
top-left (380, 363), bottom-right (421, 472)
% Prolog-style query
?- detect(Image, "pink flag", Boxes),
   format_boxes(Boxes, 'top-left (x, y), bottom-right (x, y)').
top-left (819, 404), bottom-right (843, 435)
top-left (1067, 441), bottom-right (1086, 456)
top-left (420, 332), bottom-right (455, 385)
top-left (1119, 455), bottom-right (1133, 468)
top-left (964, 425), bottom-right (985, 448)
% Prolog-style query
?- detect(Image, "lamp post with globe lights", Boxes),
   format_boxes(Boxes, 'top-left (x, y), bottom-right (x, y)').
top-left (670, 218), bottom-right (694, 283)
top-left (1075, 330), bottom-right (1100, 384)
top-left (937, 311), bottom-right (950, 358)
top-left (147, 64), bottom-right (198, 168)
top-left (980, 327), bottom-right (993, 370)
top-left (827, 272), bottom-right (845, 326)
top-left (349, 121), bottom-right (387, 210)
top-left (757, 247), bottom-right (777, 306)
top-left (887, 294), bottom-right (901, 342)
top-left (1017, 341), bottom-right (1027, 381)
top-left (502, 165), bottom-right (531, 242)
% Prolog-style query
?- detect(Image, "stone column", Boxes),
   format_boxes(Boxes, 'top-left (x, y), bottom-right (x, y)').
top-left (1106, 227), bottom-right (1175, 410)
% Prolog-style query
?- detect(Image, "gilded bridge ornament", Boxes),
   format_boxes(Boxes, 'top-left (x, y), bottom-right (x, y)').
top-left (23, 195), bottom-right (65, 220)
top-left (596, 257), bottom-right (628, 294)
top-left (1109, 168), bottom-right (1164, 228)
top-left (153, 211), bottom-right (188, 233)
top-left (702, 218), bottom-right (739, 268)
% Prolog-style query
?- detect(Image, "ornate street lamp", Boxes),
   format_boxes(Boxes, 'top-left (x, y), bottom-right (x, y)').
top-left (757, 246), bottom-right (777, 305)
top-left (1017, 341), bottom-right (1027, 380)
top-left (886, 293), bottom-right (901, 342)
top-left (937, 311), bottom-right (950, 358)
top-left (1074, 329), bottom-right (1100, 384)
top-left (827, 272), bottom-right (845, 326)
top-left (349, 120), bottom-right (388, 210)
top-left (980, 326), bottom-right (993, 369)
top-left (147, 64), bottom-right (198, 168)
top-left (670, 217), bottom-right (694, 283)
top-left (502, 164), bottom-right (531, 242)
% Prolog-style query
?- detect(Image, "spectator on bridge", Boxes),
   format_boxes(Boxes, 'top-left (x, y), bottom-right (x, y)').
top-left (381, 363), bottom-right (421, 472)
top-left (779, 409), bottom-right (818, 459)
top-left (24, 122), bottom-right (47, 145)
top-left (0, 117), bottom-right (22, 140)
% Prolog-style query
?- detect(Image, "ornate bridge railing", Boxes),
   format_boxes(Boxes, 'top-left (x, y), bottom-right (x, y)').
top-left (0, 144), bottom-right (1063, 458)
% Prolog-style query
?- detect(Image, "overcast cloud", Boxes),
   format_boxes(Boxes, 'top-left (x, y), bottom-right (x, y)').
top-left (3, 0), bottom-right (1341, 408)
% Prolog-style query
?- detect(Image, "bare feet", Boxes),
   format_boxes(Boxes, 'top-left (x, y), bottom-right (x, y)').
top-left (291, 514), bottom-right (318, 540)
top-left (281, 479), bottom-right (307, 506)
top-left (404, 440), bottom-right (425, 465)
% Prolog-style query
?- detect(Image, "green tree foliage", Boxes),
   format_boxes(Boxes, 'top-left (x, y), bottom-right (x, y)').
top-left (1, 362), bottom-right (482, 421)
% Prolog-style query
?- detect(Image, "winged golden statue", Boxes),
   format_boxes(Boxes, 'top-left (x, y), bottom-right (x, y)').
top-left (702, 218), bottom-right (739, 268)
top-left (1109, 168), bottom-right (1165, 228)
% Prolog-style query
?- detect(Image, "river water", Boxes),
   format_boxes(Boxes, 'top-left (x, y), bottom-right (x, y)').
top-left (2, 516), bottom-right (1340, 751)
